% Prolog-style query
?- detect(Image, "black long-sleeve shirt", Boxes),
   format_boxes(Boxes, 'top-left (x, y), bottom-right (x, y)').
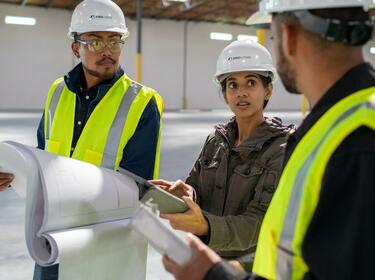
top-left (205, 63), bottom-right (375, 280)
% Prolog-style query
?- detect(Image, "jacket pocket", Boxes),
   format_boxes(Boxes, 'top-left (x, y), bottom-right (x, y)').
top-left (228, 164), bottom-right (265, 213)
top-left (198, 156), bottom-right (220, 203)
top-left (83, 149), bottom-right (103, 166)
top-left (258, 170), bottom-right (278, 207)
top-left (233, 164), bottom-right (264, 178)
top-left (45, 139), bottom-right (61, 154)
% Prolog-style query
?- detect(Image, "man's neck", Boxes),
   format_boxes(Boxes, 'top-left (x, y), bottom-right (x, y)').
top-left (82, 68), bottom-right (117, 90)
top-left (84, 73), bottom-right (103, 90)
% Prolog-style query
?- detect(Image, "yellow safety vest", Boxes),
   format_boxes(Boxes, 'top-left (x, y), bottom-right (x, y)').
top-left (43, 74), bottom-right (163, 178)
top-left (253, 87), bottom-right (375, 280)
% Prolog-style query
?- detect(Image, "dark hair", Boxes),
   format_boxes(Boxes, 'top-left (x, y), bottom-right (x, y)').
top-left (220, 73), bottom-right (273, 109)
top-left (73, 33), bottom-right (80, 42)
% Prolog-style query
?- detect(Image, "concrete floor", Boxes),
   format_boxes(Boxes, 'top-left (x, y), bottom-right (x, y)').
top-left (0, 110), bottom-right (303, 280)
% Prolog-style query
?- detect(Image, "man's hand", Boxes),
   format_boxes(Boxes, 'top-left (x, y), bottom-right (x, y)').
top-left (228, 260), bottom-right (245, 272)
top-left (160, 196), bottom-right (208, 236)
top-left (150, 179), bottom-right (195, 199)
top-left (0, 172), bottom-right (14, 191)
top-left (162, 233), bottom-right (221, 280)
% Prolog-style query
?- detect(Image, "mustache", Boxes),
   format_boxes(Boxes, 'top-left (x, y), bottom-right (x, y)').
top-left (96, 57), bottom-right (116, 65)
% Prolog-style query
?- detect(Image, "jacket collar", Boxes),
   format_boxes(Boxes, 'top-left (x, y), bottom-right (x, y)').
top-left (215, 116), bottom-right (292, 154)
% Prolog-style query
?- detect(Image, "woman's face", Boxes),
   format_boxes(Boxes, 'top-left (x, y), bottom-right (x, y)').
top-left (224, 71), bottom-right (272, 120)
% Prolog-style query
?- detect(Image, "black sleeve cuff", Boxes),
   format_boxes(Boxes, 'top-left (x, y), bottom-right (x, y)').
top-left (204, 261), bottom-right (250, 280)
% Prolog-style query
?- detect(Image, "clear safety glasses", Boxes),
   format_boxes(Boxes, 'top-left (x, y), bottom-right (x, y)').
top-left (76, 38), bottom-right (125, 53)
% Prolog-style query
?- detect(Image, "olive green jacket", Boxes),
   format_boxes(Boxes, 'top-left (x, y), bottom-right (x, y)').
top-left (186, 117), bottom-right (293, 271)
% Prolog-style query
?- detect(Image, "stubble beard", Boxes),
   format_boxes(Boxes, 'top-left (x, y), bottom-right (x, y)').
top-left (82, 63), bottom-right (116, 82)
top-left (277, 44), bottom-right (300, 95)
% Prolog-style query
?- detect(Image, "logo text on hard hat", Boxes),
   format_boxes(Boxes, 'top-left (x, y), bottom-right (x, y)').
top-left (89, 15), bottom-right (113, 20)
top-left (228, 56), bottom-right (252, 61)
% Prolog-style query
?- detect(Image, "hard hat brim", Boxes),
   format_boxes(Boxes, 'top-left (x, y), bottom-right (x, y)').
top-left (70, 27), bottom-right (128, 35)
top-left (68, 27), bottom-right (129, 39)
top-left (215, 69), bottom-right (277, 85)
top-left (246, 11), bottom-right (272, 26)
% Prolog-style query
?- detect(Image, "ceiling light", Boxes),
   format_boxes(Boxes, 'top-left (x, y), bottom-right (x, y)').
top-left (162, 0), bottom-right (190, 7)
top-left (5, 16), bottom-right (36, 26)
top-left (370, 47), bottom-right (375, 55)
top-left (210, 32), bottom-right (233, 41)
top-left (237, 35), bottom-right (258, 42)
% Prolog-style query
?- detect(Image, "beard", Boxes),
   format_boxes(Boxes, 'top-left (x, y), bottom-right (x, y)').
top-left (277, 46), bottom-right (300, 95)
top-left (82, 58), bottom-right (117, 81)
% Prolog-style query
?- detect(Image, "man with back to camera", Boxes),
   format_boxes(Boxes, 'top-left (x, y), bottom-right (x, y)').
top-left (161, 0), bottom-right (375, 279)
top-left (0, 0), bottom-right (163, 279)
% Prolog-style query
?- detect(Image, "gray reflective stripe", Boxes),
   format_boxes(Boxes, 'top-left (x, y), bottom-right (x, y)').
top-left (277, 101), bottom-right (375, 280)
top-left (46, 81), bottom-right (65, 140)
top-left (101, 82), bottom-right (143, 169)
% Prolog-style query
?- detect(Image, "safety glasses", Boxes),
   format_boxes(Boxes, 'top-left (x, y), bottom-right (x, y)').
top-left (76, 38), bottom-right (125, 53)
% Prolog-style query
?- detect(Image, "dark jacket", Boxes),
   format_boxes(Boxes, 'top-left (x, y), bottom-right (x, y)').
top-left (186, 117), bottom-right (293, 270)
top-left (204, 63), bottom-right (375, 280)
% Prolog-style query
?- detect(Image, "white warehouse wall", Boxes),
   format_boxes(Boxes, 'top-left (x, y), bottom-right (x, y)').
top-left (1, 3), bottom-right (375, 111)
top-left (0, 3), bottom-right (73, 110)
top-left (71, 17), bottom-right (186, 110)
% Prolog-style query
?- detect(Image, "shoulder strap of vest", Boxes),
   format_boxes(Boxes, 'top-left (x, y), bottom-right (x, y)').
top-left (101, 81), bottom-right (143, 169)
top-left (46, 80), bottom-right (65, 140)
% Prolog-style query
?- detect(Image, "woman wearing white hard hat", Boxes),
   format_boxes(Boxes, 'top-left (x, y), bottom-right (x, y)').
top-left (154, 39), bottom-right (294, 271)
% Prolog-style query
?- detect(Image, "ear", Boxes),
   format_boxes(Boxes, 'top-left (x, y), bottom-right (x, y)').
top-left (281, 23), bottom-right (298, 60)
top-left (71, 42), bottom-right (80, 59)
top-left (265, 83), bottom-right (273, 101)
top-left (223, 92), bottom-right (228, 104)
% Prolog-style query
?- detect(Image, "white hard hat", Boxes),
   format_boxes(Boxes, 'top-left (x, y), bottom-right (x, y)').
top-left (214, 40), bottom-right (277, 84)
top-left (247, 0), bottom-right (375, 25)
top-left (68, 0), bottom-right (129, 39)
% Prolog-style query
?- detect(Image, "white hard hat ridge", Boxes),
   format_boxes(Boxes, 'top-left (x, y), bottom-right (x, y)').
top-left (214, 40), bottom-right (277, 84)
top-left (246, 0), bottom-right (375, 25)
top-left (68, 0), bottom-right (129, 38)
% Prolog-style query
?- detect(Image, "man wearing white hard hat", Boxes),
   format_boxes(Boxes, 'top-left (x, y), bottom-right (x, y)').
top-left (0, 0), bottom-right (163, 279)
top-left (162, 1), bottom-right (375, 280)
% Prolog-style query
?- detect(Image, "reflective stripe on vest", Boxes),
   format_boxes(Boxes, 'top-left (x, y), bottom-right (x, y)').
top-left (46, 81), bottom-right (64, 140)
top-left (252, 88), bottom-right (375, 280)
top-left (101, 82), bottom-right (142, 169)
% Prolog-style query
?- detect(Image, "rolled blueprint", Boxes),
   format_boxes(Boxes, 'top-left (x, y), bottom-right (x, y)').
top-left (0, 141), bottom-right (147, 280)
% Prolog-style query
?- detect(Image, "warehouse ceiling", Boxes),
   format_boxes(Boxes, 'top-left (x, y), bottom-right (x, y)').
top-left (0, 0), bottom-right (258, 25)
